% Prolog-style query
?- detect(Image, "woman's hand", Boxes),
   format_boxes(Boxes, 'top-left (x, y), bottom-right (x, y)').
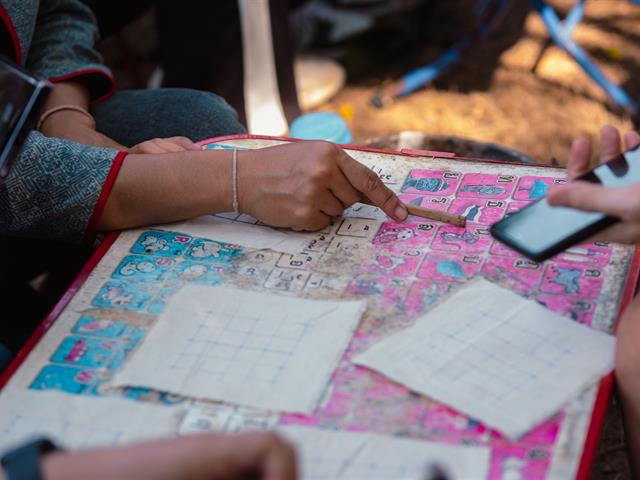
top-left (237, 141), bottom-right (408, 231)
top-left (547, 125), bottom-right (640, 244)
top-left (39, 432), bottom-right (297, 480)
top-left (128, 137), bottom-right (201, 154)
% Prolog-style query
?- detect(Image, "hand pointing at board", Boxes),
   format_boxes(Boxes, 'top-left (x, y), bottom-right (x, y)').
top-left (547, 125), bottom-right (640, 244)
top-left (236, 141), bottom-right (408, 231)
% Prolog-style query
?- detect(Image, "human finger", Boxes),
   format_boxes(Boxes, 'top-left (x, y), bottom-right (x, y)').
top-left (317, 190), bottom-right (346, 217)
top-left (337, 152), bottom-right (407, 222)
top-left (261, 434), bottom-right (298, 480)
top-left (328, 169), bottom-right (363, 208)
top-left (599, 125), bottom-right (622, 164)
top-left (128, 140), bottom-right (172, 154)
top-left (566, 137), bottom-right (592, 180)
top-left (547, 182), bottom-right (632, 218)
top-left (624, 131), bottom-right (640, 151)
top-left (162, 136), bottom-right (201, 151)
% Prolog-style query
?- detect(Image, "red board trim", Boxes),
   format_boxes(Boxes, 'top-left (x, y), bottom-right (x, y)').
top-left (575, 245), bottom-right (640, 479)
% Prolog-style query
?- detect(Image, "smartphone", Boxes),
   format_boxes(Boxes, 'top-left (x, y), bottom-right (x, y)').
top-left (0, 55), bottom-right (51, 178)
top-left (490, 144), bottom-right (640, 262)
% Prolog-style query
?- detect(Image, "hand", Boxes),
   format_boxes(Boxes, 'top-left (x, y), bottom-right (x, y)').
top-left (40, 432), bottom-right (297, 480)
top-left (238, 141), bottom-right (408, 231)
top-left (129, 136), bottom-right (201, 154)
top-left (39, 109), bottom-right (127, 150)
top-left (547, 125), bottom-right (640, 244)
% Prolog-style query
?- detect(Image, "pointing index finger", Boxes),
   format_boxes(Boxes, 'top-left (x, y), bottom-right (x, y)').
top-left (337, 152), bottom-right (407, 222)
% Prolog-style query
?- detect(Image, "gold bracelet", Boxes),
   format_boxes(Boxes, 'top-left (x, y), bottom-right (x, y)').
top-left (37, 105), bottom-right (95, 131)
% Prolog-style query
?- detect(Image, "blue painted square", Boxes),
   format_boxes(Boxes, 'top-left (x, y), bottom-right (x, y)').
top-left (92, 280), bottom-right (156, 311)
top-left (164, 261), bottom-right (222, 285)
top-left (185, 239), bottom-right (243, 265)
top-left (130, 230), bottom-right (193, 257)
top-left (113, 255), bottom-right (176, 282)
top-left (50, 335), bottom-right (140, 370)
top-left (72, 316), bottom-right (128, 338)
top-left (30, 365), bottom-right (101, 395)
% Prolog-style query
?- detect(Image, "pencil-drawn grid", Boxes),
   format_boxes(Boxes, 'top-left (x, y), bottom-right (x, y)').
top-left (409, 309), bottom-right (573, 406)
top-left (168, 304), bottom-right (315, 385)
top-left (111, 286), bottom-right (365, 413)
top-left (14, 141), bottom-right (637, 480)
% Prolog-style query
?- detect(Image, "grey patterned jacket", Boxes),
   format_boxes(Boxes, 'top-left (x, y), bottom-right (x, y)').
top-left (0, 0), bottom-right (122, 243)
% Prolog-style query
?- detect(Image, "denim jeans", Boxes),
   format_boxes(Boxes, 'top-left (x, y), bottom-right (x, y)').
top-left (92, 88), bottom-right (246, 147)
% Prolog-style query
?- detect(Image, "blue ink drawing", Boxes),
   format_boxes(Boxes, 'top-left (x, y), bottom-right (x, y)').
top-left (435, 260), bottom-right (465, 278)
top-left (549, 266), bottom-right (581, 294)
top-left (460, 184), bottom-right (505, 196)
top-left (402, 176), bottom-right (449, 192)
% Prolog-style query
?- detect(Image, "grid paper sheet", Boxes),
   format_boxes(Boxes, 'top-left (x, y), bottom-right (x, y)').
top-left (0, 388), bottom-right (181, 453)
top-left (112, 285), bottom-right (366, 413)
top-left (353, 277), bottom-right (616, 439)
top-left (278, 425), bottom-right (491, 480)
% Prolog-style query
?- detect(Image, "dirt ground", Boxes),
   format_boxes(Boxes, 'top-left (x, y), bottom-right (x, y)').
top-left (321, 0), bottom-right (639, 168)
top-left (103, 1), bottom-right (640, 477)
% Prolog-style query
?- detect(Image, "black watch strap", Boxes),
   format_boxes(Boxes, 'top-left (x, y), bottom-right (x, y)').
top-left (1, 438), bottom-right (60, 480)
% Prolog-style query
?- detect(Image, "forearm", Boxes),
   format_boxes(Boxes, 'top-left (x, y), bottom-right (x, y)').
top-left (44, 80), bottom-right (91, 112)
top-left (98, 150), bottom-right (235, 231)
top-left (38, 81), bottom-right (124, 149)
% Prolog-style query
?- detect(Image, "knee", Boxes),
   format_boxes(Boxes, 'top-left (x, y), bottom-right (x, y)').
top-left (164, 89), bottom-right (246, 140)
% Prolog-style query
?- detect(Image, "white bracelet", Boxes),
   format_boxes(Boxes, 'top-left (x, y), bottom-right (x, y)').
top-left (232, 148), bottom-right (239, 214)
top-left (37, 105), bottom-right (95, 131)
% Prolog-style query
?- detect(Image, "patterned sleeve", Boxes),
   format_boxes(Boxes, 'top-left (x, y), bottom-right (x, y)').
top-left (26, 0), bottom-right (114, 102)
top-left (0, 131), bottom-right (126, 243)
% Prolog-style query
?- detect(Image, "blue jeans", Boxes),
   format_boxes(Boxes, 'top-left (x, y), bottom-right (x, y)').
top-left (92, 88), bottom-right (246, 147)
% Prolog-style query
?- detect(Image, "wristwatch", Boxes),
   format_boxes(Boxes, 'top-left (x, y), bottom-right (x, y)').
top-left (1, 438), bottom-right (60, 480)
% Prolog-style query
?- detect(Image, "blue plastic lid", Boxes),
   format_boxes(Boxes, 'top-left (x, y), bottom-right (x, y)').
top-left (289, 112), bottom-right (352, 144)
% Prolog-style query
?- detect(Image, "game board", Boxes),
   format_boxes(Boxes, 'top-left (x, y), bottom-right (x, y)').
top-left (0, 136), bottom-right (637, 480)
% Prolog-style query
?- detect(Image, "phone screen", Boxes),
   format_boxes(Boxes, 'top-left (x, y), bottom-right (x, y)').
top-left (490, 146), bottom-right (640, 261)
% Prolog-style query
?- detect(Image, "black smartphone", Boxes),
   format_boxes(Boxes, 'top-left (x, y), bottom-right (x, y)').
top-left (0, 55), bottom-right (51, 178)
top-left (490, 144), bottom-right (640, 262)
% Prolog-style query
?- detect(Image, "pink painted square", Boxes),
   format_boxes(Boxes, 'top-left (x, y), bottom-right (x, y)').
top-left (551, 242), bottom-right (613, 268)
top-left (373, 221), bottom-right (438, 248)
top-left (481, 256), bottom-right (544, 294)
top-left (448, 198), bottom-right (507, 224)
top-left (536, 293), bottom-right (596, 326)
top-left (489, 239), bottom-right (521, 257)
top-left (417, 251), bottom-right (483, 281)
top-left (488, 444), bottom-right (552, 480)
top-left (422, 405), bottom-right (487, 436)
top-left (346, 274), bottom-right (409, 307)
top-left (431, 224), bottom-right (493, 254)
top-left (399, 194), bottom-right (451, 212)
top-left (401, 169), bottom-right (461, 196)
top-left (457, 173), bottom-right (516, 199)
top-left (404, 280), bottom-right (453, 316)
top-left (506, 201), bottom-right (531, 214)
top-left (540, 263), bottom-right (604, 298)
top-left (364, 246), bottom-right (423, 277)
top-left (513, 176), bottom-right (566, 201)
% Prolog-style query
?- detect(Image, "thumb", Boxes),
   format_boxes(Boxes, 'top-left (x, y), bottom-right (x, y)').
top-left (337, 152), bottom-right (408, 222)
top-left (547, 182), bottom-right (627, 218)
